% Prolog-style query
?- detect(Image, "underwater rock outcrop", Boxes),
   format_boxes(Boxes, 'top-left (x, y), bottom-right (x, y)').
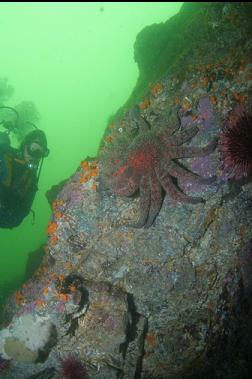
top-left (1, 2), bottom-right (252, 378)
top-left (24, 246), bottom-right (46, 282)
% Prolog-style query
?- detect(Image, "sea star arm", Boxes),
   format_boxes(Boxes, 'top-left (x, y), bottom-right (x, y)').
top-left (145, 172), bottom-right (163, 228)
top-left (168, 138), bottom-right (218, 159)
top-left (128, 175), bottom-right (151, 228)
top-left (156, 111), bottom-right (180, 138)
top-left (156, 166), bottom-right (204, 204)
top-left (166, 126), bottom-right (199, 146)
top-left (164, 160), bottom-right (216, 184)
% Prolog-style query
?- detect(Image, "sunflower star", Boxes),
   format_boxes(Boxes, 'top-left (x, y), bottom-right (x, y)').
top-left (104, 109), bottom-right (217, 228)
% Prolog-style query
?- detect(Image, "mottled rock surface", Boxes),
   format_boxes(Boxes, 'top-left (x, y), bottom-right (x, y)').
top-left (1, 2), bottom-right (252, 379)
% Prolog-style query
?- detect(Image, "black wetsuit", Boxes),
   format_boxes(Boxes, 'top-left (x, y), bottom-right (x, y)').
top-left (0, 142), bottom-right (38, 228)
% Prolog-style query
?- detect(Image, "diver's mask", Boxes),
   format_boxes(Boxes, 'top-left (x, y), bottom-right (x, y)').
top-left (27, 141), bottom-right (50, 160)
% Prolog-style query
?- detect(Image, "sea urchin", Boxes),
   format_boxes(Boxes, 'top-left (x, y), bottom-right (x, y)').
top-left (0, 355), bottom-right (10, 374)
top-left (219, 103), bottom-right (252, 179)
top-left (59, 355), bottom-right (88, 379)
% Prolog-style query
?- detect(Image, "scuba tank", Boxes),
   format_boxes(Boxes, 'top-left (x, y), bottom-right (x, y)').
top-left (0, 131), bottom-right (11, 146)
top-left (0, 106), bottom-right (18, 146)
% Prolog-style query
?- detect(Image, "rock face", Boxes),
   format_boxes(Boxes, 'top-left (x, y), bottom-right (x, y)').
top-left (1, 2), bottom-right (252, 379)
top-left (24, 246), bottom-right (46, 282)
top-left (108, 2), bottom-right (252, 121)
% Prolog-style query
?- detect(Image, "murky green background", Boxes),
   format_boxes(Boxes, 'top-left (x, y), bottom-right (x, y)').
top-left (0, 2), bottom-right (182, 302)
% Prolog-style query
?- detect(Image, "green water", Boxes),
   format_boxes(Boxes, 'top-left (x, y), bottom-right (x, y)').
top-left (0, 2), bottom-right (182, 304)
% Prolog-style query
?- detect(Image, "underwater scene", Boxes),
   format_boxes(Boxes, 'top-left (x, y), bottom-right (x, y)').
top-left (0, 2), bottom-right (252, 378)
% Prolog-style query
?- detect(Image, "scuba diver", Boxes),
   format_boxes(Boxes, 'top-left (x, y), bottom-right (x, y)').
top-left (0, 106), bottom-right (49, 228)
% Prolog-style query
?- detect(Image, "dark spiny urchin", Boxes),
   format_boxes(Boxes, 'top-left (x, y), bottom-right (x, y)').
top-left (59, 355), bottom-right (88, 379)
top-left (219, 103), bottom-right (252, 179)
top-left (0, 355), bottom-right (10, 373)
